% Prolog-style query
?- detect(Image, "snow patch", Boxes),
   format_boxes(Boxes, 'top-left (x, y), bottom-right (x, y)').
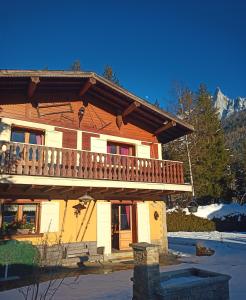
top-left (167, 203), bottom-right (246, 220)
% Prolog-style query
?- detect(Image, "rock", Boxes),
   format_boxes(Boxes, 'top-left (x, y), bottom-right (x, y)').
top-left (196, 242), bottom-right (215, 256)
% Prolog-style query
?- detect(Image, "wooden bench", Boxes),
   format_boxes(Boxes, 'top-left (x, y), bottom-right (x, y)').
top-left (65, 246), bottom-right (89, 258)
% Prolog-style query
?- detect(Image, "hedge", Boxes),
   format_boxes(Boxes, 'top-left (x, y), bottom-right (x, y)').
top-left (212, 214), bottom-right (246, 231)
top-left (167, 210), bottom-right (216, 232)
top-left (0, 240), bottom-right (39, 266)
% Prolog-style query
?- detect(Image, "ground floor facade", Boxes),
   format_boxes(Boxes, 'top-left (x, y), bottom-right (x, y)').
top-left (0, 198), bottom-right (168, 258)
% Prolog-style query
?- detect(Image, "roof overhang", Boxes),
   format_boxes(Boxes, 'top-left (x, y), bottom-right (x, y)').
top-left (0, 175), bottom-right (193, 200)
top-left (0, 70), bottom-right (194, 143)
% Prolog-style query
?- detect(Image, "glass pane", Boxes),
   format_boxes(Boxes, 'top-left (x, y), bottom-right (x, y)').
top-left (23, 204), bottom-right (37, 224)
top-left (107, 144), bottom-right (117, 154)
top-left (29, 133), bottom-right (42, 145)
top-left (120, 146), bottom-right (129, 156)
top-left (11, 130), bottom-right (25, 143)
top-left (112, 205), bottom-right (119, 231)
top-left (3, 205), bottom-right (18, 224)
top-left (120, 205), bottom-right (131, 230)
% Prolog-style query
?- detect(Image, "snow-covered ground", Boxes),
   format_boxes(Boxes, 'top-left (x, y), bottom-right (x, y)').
top-left (168, 231), bottom-right (246, 300)
top-left (168, 203), bottom-right (246, 220)
top-left (0, 232), bottom-right (245, 299)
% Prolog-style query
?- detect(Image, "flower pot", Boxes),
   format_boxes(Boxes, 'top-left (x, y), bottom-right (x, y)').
top-left (17, 228), bottom-right (30, 234)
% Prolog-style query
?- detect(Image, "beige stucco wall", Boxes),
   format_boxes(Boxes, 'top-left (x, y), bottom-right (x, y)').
top-left (17, 199), bottom-right (97, 246)
top-left (149, 201), bottom-right (168, 253)
top-left (13, 199), bottom-right (168, 253)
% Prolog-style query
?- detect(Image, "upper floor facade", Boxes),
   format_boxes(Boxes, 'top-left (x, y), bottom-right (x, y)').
top-left (0, 70), bottom-right (194, 200)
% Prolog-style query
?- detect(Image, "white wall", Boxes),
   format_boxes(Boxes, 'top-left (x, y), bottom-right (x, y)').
top-left (97, 201), bottom-right (111, 254)
top-left (40, 201), bottom-right (60, 233)
top-left (0, 117), bottom-right (162, 160)
top-left (137, 202), bottom-right (151, 243)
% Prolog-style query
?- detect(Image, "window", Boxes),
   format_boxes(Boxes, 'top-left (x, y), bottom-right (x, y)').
top-left (11, 127), bottom-right (44, 160)
top-left (107, 142), bottom-right (135, 156)
top-left (11, 127), bottom-right (44, 145)
top-left (120, 205), bottom-right (131, 230)
top-left (1, 203), bottom-right (39, 235)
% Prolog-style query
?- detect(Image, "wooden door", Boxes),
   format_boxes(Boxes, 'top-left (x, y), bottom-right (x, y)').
top-left (112, 204), bottom-right (134, 251)
top-left (119, 205), bottom-right (132, 250)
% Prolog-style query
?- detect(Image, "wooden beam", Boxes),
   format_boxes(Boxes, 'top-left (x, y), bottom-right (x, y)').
top-left (87, 91), bottom-right (157, 130)
top-left (40, 185), bottom-right (58, 193)
top-left (3, 184), bottom-right (13, 192)
top-left (105, 188), bottom-right (124, 196)
top-left (122, 101), bottom-right (141, 118)
top-left (23, 185), bottom-right (35, 192)
top-left (116, 114), bottom-right (123, 129)
top-left (93, 188), bottom-right (109, 194)
top-left (124, 189), bottom-right (139, 195)
top-left (28, 76), bottom-right (40, 99)
top-left (86, 91), bottom-right (122, 110)
top-left (116, 102), bottom-right (140, 129)
top-left (79, 77), bottom-right (96, 97)
top-left (154, 120), bottom-right (176, 136)
top-left (92, 85), bottom-right (126, 107)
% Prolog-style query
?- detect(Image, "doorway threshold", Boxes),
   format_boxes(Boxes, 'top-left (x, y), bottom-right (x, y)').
top-left (106, 249), bottom-right (133, 261)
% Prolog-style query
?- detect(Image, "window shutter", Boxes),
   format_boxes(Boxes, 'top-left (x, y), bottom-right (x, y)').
top-left (45, 130), bottom-right (63, 148)
top-left (45, 130), bottom-right (63, 163)
top-left (91, 138), bottom-right (107, 153)
top-left (40, 202), bottom-right (60, 233)
top-left (136, 144), bottom-right (150, 158)
top-left (55, 128), bottom-right (77, 149)
top-left (82, 132), bottom-right (100, 151)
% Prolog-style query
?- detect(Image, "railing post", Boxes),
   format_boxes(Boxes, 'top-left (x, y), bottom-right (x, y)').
top-left (0, 142), bottom-right (186, 187)
top-left (108, 154), bottom-right (112, 180)
top-left (23, 144), bottom-right (30, 175)
top-left (49, 147), bottom-right (55, 176)
top-left (78, 151), bottom-right (83, 178)
top-left (55, 148), bottom-right (61, 177)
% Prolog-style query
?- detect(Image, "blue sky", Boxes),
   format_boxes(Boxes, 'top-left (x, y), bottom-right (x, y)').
top-left (0, 0), bottom-right (245, 109)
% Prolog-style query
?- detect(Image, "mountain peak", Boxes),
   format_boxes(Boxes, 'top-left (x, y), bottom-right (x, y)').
top-left (213, 89), bottom-right (246, 119)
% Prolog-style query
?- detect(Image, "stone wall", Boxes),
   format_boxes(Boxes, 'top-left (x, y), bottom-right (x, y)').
top-left (37, 241), bottom-right (97, 266)
top-left (131, 242), bottom-right (231, 300)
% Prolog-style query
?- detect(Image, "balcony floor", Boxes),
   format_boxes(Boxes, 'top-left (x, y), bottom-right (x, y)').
top-left (0, 174), bottom-right (192, 200)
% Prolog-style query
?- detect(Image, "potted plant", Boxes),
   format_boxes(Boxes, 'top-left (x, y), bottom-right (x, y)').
top-left (1, 221), bottom-right (18, 235)
top-left (17, 222), bottom-right (34, 234)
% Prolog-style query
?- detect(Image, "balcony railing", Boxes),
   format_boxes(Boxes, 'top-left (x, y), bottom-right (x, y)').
top-left (0, 142), bottom-right (184, 184)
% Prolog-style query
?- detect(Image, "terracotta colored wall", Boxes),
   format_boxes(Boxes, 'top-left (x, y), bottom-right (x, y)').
top-left (0, 98), bottom-right (158, 143)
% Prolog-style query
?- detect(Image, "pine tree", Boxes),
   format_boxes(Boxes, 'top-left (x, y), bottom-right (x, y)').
top-left (102, 65), bottom-right (120, 85)
top-left (154, 99), bottom-right (161, 108)
top-left (163, 84), bottom-right (231, 204)
top-left (71, 60), bottom-right (81, 71)
top-left (233, 140), bottom-right (246, 202)
top-left (191, 84), bottom-right (230, 202)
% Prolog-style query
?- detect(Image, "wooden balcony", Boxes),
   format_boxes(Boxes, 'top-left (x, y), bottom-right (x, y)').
top-left (0, 142), bottom-right (184, 185)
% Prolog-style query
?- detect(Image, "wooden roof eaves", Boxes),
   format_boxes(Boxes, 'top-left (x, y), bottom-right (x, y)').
top-left (0, 70), bottom-right (194, 134)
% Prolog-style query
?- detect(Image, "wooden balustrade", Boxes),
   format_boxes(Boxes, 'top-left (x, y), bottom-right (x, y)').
top-left (0, 142), bottom-right (184, 184)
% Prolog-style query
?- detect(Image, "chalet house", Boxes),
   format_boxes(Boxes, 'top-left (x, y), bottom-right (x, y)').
top-left (0, 70), bottom-right (193, 259)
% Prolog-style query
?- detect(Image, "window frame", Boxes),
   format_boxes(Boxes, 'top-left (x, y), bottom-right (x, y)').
top-left (1, 201), bottom-right (41, 236)
top-left (11, 126), bottom-right (45, 145)
top-left (107, 140), bottom-right (135, 156)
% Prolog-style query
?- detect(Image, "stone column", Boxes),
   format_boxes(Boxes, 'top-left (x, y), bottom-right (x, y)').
top-left (131, 242), bottom-right (160, 300)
